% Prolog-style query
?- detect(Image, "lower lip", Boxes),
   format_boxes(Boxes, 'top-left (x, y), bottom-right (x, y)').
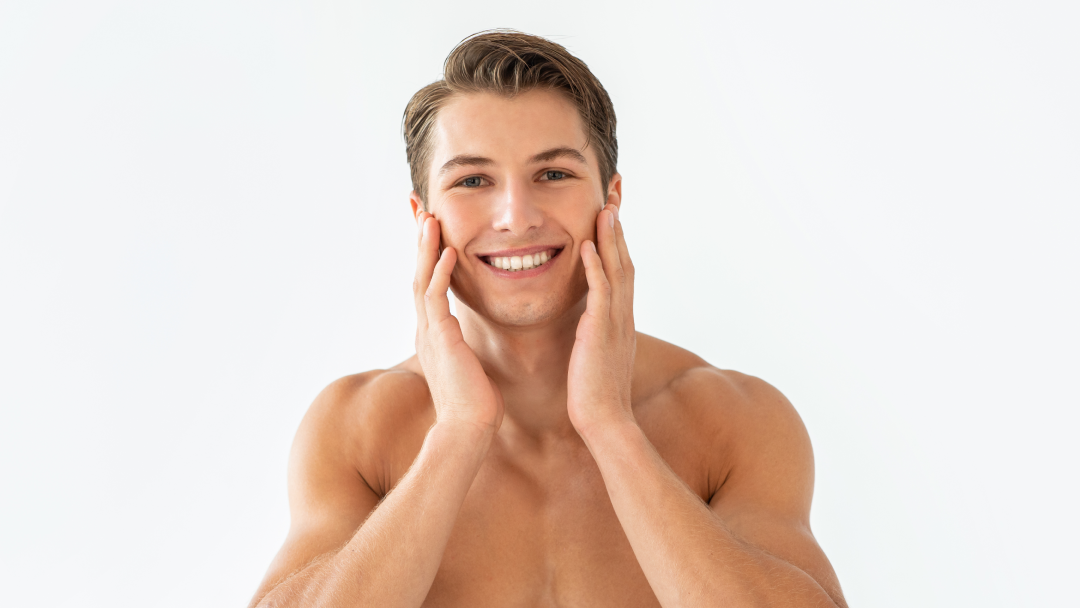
top-left (480, 250), bottom-right (562, 279)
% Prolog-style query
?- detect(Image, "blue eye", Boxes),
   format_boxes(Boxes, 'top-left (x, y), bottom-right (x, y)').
top-left (543, 170), bottom-right (566, 180)
top-left (462, 176), bottom-right (483, 187)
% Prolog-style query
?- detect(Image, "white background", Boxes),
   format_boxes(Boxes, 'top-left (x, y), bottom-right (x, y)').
top-left (1, 1), bottom-right (1077, 606)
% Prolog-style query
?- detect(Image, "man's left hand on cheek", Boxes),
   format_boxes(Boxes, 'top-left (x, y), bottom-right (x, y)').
top-left (567, 204), bottom-right (637, 440)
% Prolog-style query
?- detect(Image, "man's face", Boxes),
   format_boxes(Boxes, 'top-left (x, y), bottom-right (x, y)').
top-left (415, 88), bottom-right (620, 328)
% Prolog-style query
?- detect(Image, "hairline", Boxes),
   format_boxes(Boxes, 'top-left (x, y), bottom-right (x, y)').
top-left (418, 88), bottom-right (607, 207)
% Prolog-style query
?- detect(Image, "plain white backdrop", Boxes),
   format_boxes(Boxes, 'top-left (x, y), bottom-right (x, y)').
top-left (1, 1), bottom-right (1077, 606)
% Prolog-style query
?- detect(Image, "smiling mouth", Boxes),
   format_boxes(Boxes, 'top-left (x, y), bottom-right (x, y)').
top-left (481, 248), bottom-right (562, 272)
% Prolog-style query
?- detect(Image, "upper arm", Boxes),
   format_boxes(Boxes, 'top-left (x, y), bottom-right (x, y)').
top-left (704, 372), bottom-right (846, 607)
top-left (248, 375), bottom-right (383, 607)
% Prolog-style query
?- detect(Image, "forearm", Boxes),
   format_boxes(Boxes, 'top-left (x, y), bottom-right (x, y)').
top-left (582, 422), bottom-right (838, 608)
top-left (258, 422), bottom-right (492, 608)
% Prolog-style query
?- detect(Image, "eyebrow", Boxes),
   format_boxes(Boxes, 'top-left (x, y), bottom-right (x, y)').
top-left (436, 147), bottom-right (589, 178)
top-left (437, 154), bottom-right (494, 177)
top-left (528, 146), bottom-right (588, 165)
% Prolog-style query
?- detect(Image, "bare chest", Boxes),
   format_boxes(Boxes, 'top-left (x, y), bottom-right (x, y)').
top-left (420, 433), bottom-right (708, 608)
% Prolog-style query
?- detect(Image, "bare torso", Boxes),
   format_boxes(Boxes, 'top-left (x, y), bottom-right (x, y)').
top-left (333, 334), bottom-right (755, 606)
top-left (251, 53), bottom-right (844, 607)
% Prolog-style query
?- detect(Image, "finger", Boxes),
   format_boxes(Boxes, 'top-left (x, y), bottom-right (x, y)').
top-left (606, 207), bottom-right (635, 330)
top-left (413, 216), bottom-right (440, 321)
top-left (415, 210), bottom-right (430, 248)
top-left (612, 206), bottom-right (633, 275)
top-left (596, 206), bottom-right (625, 286)
top-left (425, 246), bottom-right (457, 326)
top-left (580, 240), bottom-right (611, 319)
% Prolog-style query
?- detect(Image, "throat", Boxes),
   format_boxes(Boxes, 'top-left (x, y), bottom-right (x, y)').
top-left (497, 388), bottom-right (584, 452)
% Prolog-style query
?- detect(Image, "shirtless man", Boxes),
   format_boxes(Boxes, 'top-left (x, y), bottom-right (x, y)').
top-left (249, 31), bottom-right (846, 608)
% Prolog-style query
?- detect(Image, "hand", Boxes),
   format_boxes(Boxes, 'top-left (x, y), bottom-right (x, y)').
top-left (567, 204), bottom-right (637, 437)
top-left (413, 212), bottom-right (505, 434)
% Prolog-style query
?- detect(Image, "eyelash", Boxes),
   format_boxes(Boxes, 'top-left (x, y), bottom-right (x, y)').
top-left (542, 170), bottom-right (567, 181)
top-left (456, 171), bottom-right (570, 188)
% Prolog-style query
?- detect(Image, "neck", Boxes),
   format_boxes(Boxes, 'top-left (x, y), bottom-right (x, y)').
top-left (456, 295), bottom-right (585, 442)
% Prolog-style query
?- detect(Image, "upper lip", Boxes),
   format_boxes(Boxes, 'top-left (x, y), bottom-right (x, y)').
top-left (476, 244), bottom-right (564, 258)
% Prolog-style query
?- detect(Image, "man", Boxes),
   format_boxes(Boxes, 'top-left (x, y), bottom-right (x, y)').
top-left (249, 31), bottom-right (846, 608)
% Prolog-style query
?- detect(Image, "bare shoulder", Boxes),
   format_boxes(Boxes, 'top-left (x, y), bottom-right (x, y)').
top-left (634, 335), bottom-right (843, 606)
top-left (633, 333), bottom-right (814, 515)
top-left (297, 359), bottom-right (435, 497)
top-left (248, 362), bottom-right (435, 606)
top-left (634, 332), bottom-right (799, 424)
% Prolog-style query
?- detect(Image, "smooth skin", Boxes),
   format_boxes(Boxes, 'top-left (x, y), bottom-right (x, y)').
top-left (249, 89), bottom-right (846, 608)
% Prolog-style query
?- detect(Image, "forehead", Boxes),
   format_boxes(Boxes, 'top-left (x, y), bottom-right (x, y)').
top-left (430, 89), bottom-right (594, 170)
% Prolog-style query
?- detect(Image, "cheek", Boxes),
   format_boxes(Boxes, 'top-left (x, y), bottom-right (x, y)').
top-left (432, 206), bottom-right (479, 250)
top-left (563, 200), bottom-right (600, 243)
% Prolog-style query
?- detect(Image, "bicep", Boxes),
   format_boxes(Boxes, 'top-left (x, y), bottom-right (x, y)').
top-left (707, 377), bottom-right (845, 605)
top-left (249, 385), bottom-right (382, 606)
top-left (711, 495), bottom-right (843, 605)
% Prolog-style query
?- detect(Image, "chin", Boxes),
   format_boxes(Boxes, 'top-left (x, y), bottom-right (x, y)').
top-left (452, 280), bottom-right (588, 329)
top-left (486, 294), bottom-right (566, 327)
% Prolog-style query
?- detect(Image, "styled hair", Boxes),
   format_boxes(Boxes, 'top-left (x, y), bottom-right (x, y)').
top-left (402, 30), bottom-right (618, 207)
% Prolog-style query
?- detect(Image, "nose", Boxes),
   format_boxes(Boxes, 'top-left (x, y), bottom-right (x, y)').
top-left (491, 180), bottom-right (543, 236)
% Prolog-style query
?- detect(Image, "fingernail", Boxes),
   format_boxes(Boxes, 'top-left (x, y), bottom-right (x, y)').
top-left (607, 211), bottom-right (615, 228)
top-left (611, 205), bottom-right (619, 221)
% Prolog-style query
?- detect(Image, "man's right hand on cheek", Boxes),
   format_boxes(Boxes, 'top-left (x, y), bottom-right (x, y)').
top-left (414, 211), bottom-right (505, 436)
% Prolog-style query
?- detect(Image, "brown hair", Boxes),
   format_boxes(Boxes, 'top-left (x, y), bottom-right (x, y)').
top-left (402, 30), bottom-right (618, 207)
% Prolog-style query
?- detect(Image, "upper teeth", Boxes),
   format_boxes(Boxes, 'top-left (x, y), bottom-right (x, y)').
top-left (486, 249), bottom-right (556, 272)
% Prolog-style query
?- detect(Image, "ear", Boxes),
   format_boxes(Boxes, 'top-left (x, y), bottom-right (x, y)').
top-left (606, 173), bottom-right (623, 210)
top-left (409, 191), bottom-right (426, 219)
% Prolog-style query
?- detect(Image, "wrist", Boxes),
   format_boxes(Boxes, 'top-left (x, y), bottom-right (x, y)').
top-left (576, 412), bottom-right (642, 454)
top-left (426, 419), bottom-right (495, 461)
